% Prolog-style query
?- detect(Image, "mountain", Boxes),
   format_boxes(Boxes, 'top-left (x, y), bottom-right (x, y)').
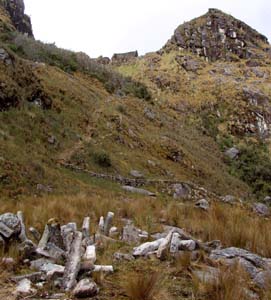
top-left (1, 3), bottom-right (271, 300)
top-left (163, 8), bottom-right (269, 62)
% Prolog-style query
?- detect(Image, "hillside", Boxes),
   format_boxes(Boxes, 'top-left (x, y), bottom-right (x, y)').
top-left (1, 3), bottom-right (271, 300)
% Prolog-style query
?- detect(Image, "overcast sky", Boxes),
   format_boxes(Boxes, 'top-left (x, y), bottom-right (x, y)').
top-left (24, 0), bottom-right (271, 58)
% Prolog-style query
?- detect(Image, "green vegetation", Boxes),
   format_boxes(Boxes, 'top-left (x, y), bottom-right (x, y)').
top-left (228, 144), bottom-right (271, 198)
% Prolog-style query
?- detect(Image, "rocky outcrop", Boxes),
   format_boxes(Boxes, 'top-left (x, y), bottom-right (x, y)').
top-left (163, 8), bottom-right (269, 61)
top-left (0, 0), bottom-right (33, 37)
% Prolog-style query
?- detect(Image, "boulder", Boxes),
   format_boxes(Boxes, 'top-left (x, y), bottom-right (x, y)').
top-left (225, 147), bottom-right (240, 159)
top-left (73, 279), bottom-right (99, 298)
top-left (0, 213), bottom-right (21, 236)
top-left (133, 238), bottom-right (165, 256)
top-left (172, 183), bottom-right (191, 199)
top-left (130, 170), bottom-right (144, 178)
top-left (14, 279), bottom-right (36, 296)
top-left (122, 186), bottom-right (156, 197)
top-left (195, 199), bottom-right (210, 210)
top-left (253, 203), bottom-right (270, 217)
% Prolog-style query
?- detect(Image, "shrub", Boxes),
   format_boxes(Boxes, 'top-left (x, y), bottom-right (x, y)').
top-left (7, 34), bottom-right (151, 100)
top-left (93, 151), bottom-right (112, 168)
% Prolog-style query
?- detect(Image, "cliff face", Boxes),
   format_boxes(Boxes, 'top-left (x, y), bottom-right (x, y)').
top-left (0, 0), bottom-right (33, 37)
top-left (163, 9), bottom-right (269, 61)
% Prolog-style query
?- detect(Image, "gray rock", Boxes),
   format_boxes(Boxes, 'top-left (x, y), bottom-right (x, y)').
top-left (73, 279), bottom-right (99, 298)
top-left (130, 170), bottom-right (144, 178)
top-left (210, 247), bottom-right (268, 269)
top-left (254, 270), bottom-right (271, 289)
top-left (195, 199), bottom-right (210, 210)
top-left (14, 279), bottom-right (36, 296)
top-left (30, 258), bottom-right (55, 271)
top-left (179, 240), bottom-right (196, 251)
top-left (144, 107), bottom-right (156, 121)
top-left (122, 186), bottom-right (156, 197)
top-left (172, 183), bottom-right (191, 199)
top-left (122, 223), bottom-right (140, 244)
top-left (0, 213), bottom-right (21, 235)
top-left (225, 147), bottom-right (240, 159)
top-left (0, 221), bottom-right (14, 238)
top-left (253, 203), bottom-right (270, 216)
top-left (113, 252), bottom-right (135, 261)
top-left (221, 195), bottom-right (236, 204)
top-left (263, 196), bottom-right (271, 205)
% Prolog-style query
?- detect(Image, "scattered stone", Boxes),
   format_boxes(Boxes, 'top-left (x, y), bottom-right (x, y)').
top-left (11, 272), bottom-right (44, 283)
top-left (221, 195), bottom-right (236, 204)
top-left (225, 147), bottom-right (240, 159)
top-left (254, 270), bottom-right (271, 289)
top-left (179, 240), bottom-right (197, 251)
top-left (93, 265), bottom-right (114, 273)
top-left (14, 279), bottom-right (37, 296)
top-left (104, 212), bottom-right (114, 236)
top-left (0, 213), bottom-right (21, 235)
top-left (73, 278), bottom-right (99, 298)
top-left (122, 186), bottom-right (156, 197)
top-left (0, 221), bottom-right (14, 238)
top-left (171, 183), bottom-right (191, 199)
top-left (83, 245), bottom-right (96, 264)
top-left (36, 184), bottom-right (53, 193)
top-left (253, 203), bottom-right (270, 217)
top-left (195, 199), bottom-right (210, 210)
top-left (113, 252), bottom-right (135, 262)
top-left (130, 170), bottom-right (144, 178)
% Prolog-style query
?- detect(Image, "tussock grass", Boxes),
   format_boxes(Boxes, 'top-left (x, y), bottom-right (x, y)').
top-left (123, 272), bottom-right (169, 300)
top-left (192, 263), bottom-right (251, 300)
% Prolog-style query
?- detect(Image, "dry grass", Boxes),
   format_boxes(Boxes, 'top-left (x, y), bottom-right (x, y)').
top-left (123, 272), bottom-right (169, 300)
top-left (164, 202), bottom-right (271, 258)
top-left (192, 263), bottom-right (251, 300)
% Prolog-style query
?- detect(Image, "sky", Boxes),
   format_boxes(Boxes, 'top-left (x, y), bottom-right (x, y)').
top-left (24, 0), bottom-right (271, 58)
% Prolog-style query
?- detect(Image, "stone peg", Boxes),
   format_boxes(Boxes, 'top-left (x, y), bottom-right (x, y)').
top-left (83, 245), bottom-right (96, 264)
top-left (29, 227), bottom-right (41, 242)
top-left (62, 231), bottom-right (83, 291)
top-left (98, 216), bottom-right (104, 233)
top-left (104, 212), bottom-right (114, 236)
top-left (157, 229), bottom-right (174, 259)
top-left (82, 217), bottom-right (90, 239)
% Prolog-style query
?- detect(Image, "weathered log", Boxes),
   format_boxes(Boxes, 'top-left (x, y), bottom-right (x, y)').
top-left (133, 238), bottom-right (165, 256)
top-left (62, 231), bottom-right (83, 291)
top-left (104, 212), bottom-right (114, 236)
top-left (157, 229), bottom-right (174, 259)
top-left (82, 217), bottom-right (90, 239)
top-left (29, 227), bottom-right (41, 242)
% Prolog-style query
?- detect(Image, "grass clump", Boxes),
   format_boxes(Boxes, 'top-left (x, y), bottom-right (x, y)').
top-left (123, 272), bottom-right (167, 300)
top-left (93, 151), bottom-right (112, 168)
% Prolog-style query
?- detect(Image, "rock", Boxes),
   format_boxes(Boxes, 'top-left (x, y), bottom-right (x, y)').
top-left (144, 107), bottom-right (156, 121)
top-left (210, 247), bottom-right (268, 269)
top-left (104, 212), bottom-right (114, 236)
top-left (113, 252), bottom-right (135, 262)
top-left (36, 184), bottom-right (53, 193)
top-left (176, 55), bottom-right (203, 72)
top-left (0, 221), bottom-right (14, 238)
top-left (254, 270), bottom-right (271, 289)
top-left (130, 170), bottom-right (144, 178)
top-left (14, 279), bottom-right (36, 296)
top-left (73, 279), bottom-right (99, 298)
top-left (93, 265), bottom-right (114, 273)
top-left (1, 0), bottom-right (34, 36)
top-left (172, 183), bottom-right (191, 199)
top-left (0, 213), bottom-right (21, 235)
top-left (221, 195), bottom-right (236, 204)
top-left (195, 199), bottom-right (210, 210)
top-left (225, 147), bottom-right (240, 159)
top-left (48, 135), bottom-right (57, 145)
top-left (263, 196), bottom-right (271, 204)
top-left (30, 258), bottom-right (54, 270)
top-left (253, 203), bottom-right (270, 216)
top-left (133, 238), bottom-right (165, 256)
top-left (179, 240), bottom-right (197, 251)
top-left (40, 263), bottom-right (65, 275)
top-left (11, 272), bottom-right (45, 283)
top-left (83, 245), bottom-right (96, 264)
top-left (122, 186), bottom-right (156, 197)
top-left (109, 226), bottom-right (118, 238)
top-left (0, 48), bottom-right (12, 65)
top-left (122, 223), bottom-right (141, 244)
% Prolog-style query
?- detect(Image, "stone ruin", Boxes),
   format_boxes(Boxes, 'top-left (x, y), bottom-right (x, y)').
top-left (111, 50), bottom-right (138, 65)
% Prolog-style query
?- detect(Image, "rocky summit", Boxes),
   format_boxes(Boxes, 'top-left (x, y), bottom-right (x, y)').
top-left (1, 2), bottom-right (271, 300)
top-left (163, 8), bottom-right (269, 61)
